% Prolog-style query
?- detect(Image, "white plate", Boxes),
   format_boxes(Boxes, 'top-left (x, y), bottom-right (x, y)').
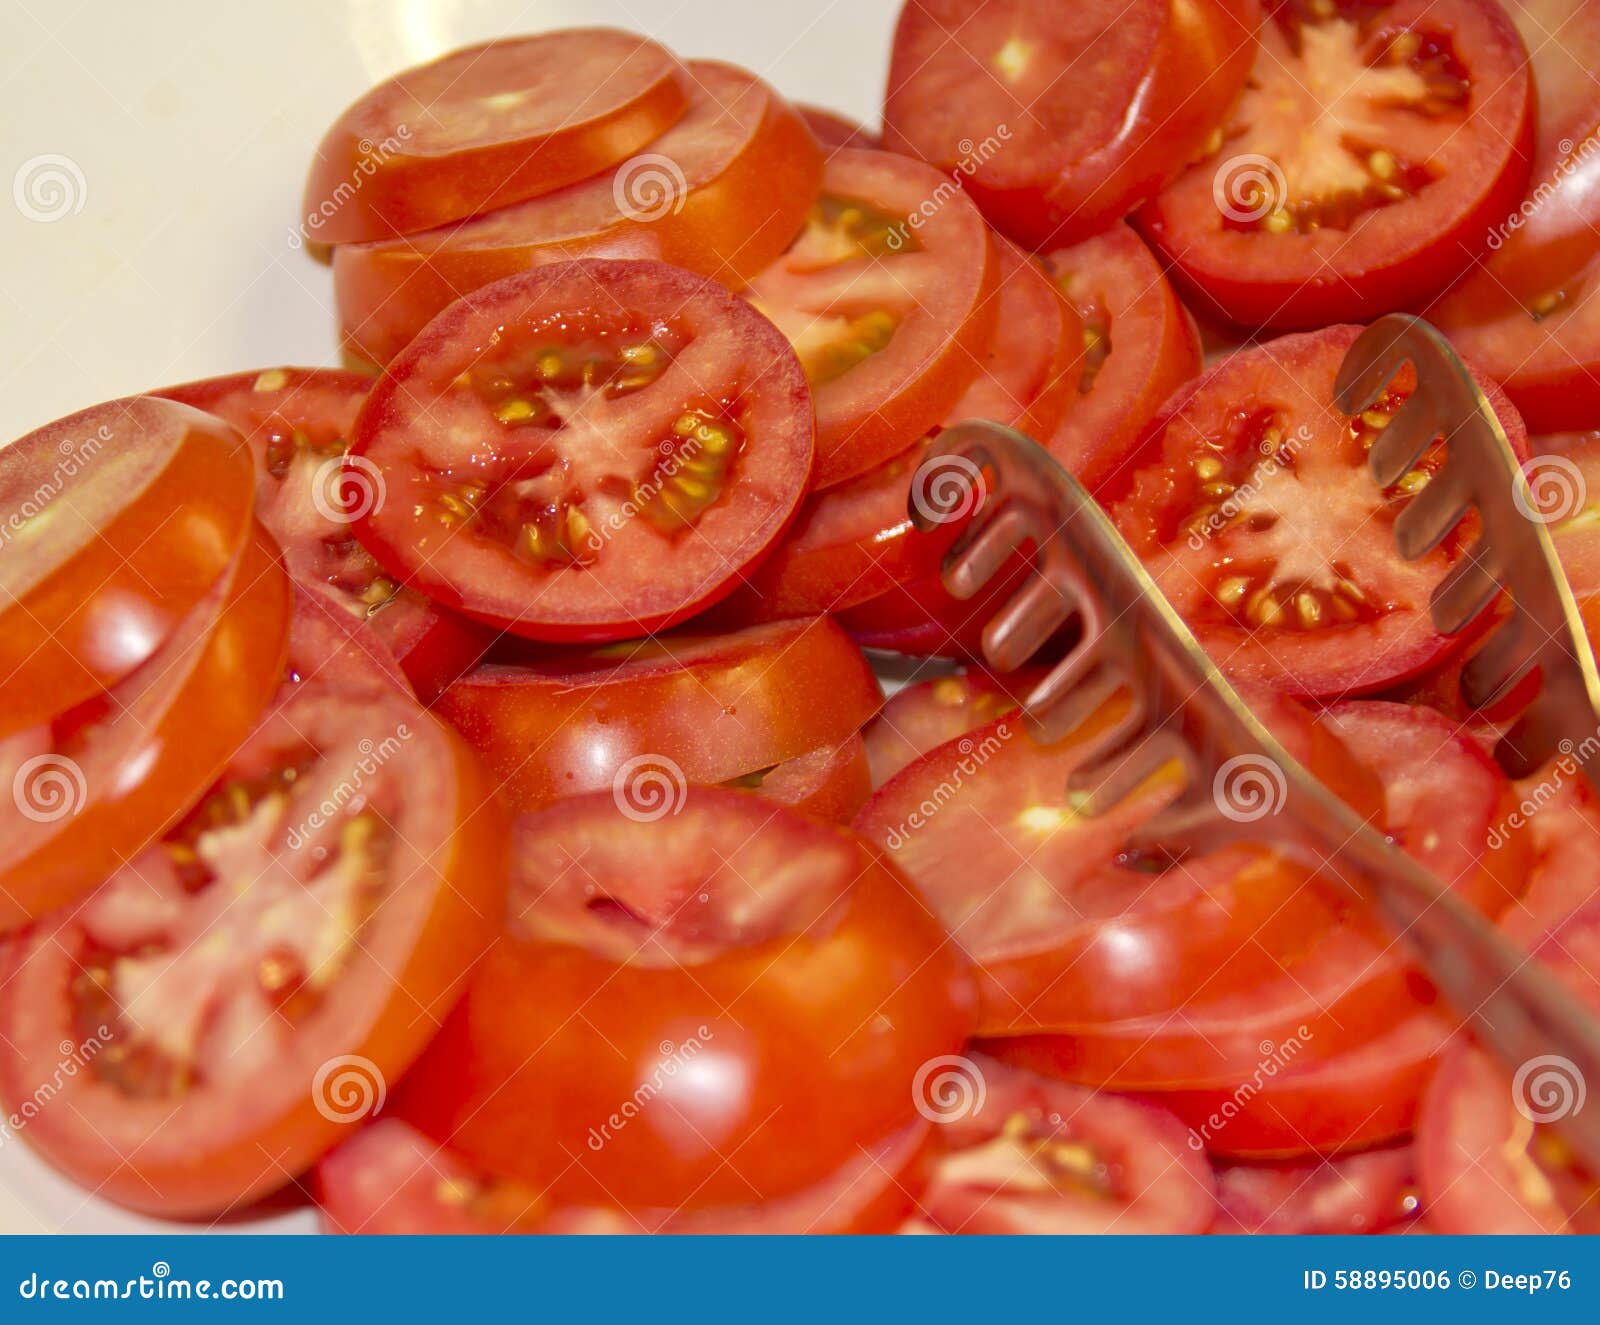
top-left (0, 0), bottom-right (901, 1234)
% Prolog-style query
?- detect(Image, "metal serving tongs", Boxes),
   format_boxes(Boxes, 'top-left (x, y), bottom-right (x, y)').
top-left (905, 317), bottom-right (1600, 1174)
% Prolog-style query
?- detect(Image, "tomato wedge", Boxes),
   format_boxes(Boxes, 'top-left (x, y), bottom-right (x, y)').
top-left (862, 668), bottom-right (1042, 788)
top-left (303, 30), bottom-right (691, 244)
top-left (0, 681), bottom-right (507, 1216)
top-left (0, 523), bottom-right (289, 933)
top-left (334, 62), bottom-right (820, 366)
top-left (434, 617), bottom-right (880, 809)
top-left (349, 260), bottom-right (813, 642)
top-left (1212, 1146), bottom-right (1421, 1234)
top-left (1106, 325), bottom-right (1530, 698)
top-left (912, 1054), bottom-right (1215, 1234)
top-left (745, 147), bottom-right (998, 488)
top-left (1044, 224), bottom-right (1203, 490)
top-left (156, 367), bottom-right (489, 699)
top-left (397, 788), bottom-right (974, 1210)
top-left (1140, 0), bottom-right (1535, 329)
top-left (883, 0), bottom-right (1261, 248)
top-left (0, 396), bottom-right (255, 736)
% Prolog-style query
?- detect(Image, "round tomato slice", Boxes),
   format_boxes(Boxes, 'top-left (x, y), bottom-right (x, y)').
top-left (349, 260), bottom-right (813, 642)
top-left (1139, 0), bottom-right (1535, 330)
top-left (912, 1054), bottom-right (1215, 1234)
top-left (744, 147), bottom-right (998, 488)
top-left (854, 690), bottom-right (1385, 1035)
top-left (434, 616), bottom-right (881, 810)
top-left (397, 787), bottom-right (974, 1210)
top-left (0, 523), bottom-right (290, 933)
top-left (863, 668), bottom-right (1043, 788)
top-left (0, 681), bottom-right (508, 1216)
top-left (1044, 224), bottom-right (1204, 491)
top-left (882, 0), bottom-right (1261, 249)
top-left (740, 732), bottom-right (873, 825)
top-left (334, 62), bottom-right (820, 366)
top-left (799, 105), bottom-right (880, 153)
top-left (156, 367), bottom-right (489, 699)
top-left (318, 1115), bottom-right (932, 1235)
top-left (302, 30), bottom-right (691, 244)
top-left (1212, 1146), bottom-right (1421, 1234)
top-left (726, 238), bottom-right (1082, 618)
top-left (0, 396), bottom-right (255, 736)
top-left (1106, 325), bottom-right (1530, 698)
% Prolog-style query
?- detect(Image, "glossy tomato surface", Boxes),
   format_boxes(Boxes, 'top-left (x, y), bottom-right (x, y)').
top-left (862, 668), bottom-right (1042, 788)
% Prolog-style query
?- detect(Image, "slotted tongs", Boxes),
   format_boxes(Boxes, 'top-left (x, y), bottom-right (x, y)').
top-left (906, 313), bottom-right (1600, 1174)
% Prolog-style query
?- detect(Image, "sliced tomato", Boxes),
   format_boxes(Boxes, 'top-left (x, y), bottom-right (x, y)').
top-left (1140, 0), bottom-right (1535, 329)
top-left (863, 668), bottom-right (1043, 788)
top-left (156, 367), bottom-right (489, 699)
top-left (303, 30), bottom-right (691, 244)
top-left (285, 581), bottom-right (414, 700)
top-left (0, 677), bottom-right (508, 1216)
top-left (1529, 433), bottom-right (1600, 600)
top-left (397, 787), bottom-right (974, 1210)
top-left (883, 0), bottom-right (1261, 248)
top-left (724, 238), bottom-right (1081, 618)
top-left (349, 260), bottom-right (813, 641)
top-left (0, 396), bottom-right (255, 736)
top-left (1044, 224), bottom-right (1204, 490)
top-left (335, 62), bottom-right (820, 366)
top-left (799, 105), bottom-right (880, 153)
top-left (741, 732), bottom-right (873, 824)
top-left (854, 690), bottom-right (1383, 1034)
top-left (1212, 1146), bottom-right (1421, 1234)
top-left (744, 147), bottom-right (998, 488)
top-left (839, 551), bottom-right (1037, 662)
top-left (0, 523), bottom-right (290, 933)
top-left (434, 617), bottom-right (881, 810)
top-left (912, 1054), bottom-right (1215, 1234)
top-left (1106, 325), bottom-right (1530, 698)
top-left (318, 1116), bottom-right (932, 1235)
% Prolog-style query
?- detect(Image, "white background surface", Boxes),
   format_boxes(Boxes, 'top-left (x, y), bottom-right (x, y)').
top-left (0, 0), bottom-right (900, 1234)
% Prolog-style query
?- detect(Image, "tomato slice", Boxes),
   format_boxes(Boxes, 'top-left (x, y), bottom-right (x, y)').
top-left (0, 523), bottom-right (289, 933)
top-left (725, 238), bottom-right (1081, 618)
top-left (1106, 325), bottom-right (1530, 698)
top-left (285, 581), bottom-right (414, 700)
top-left (349, 259), bottom-right (813, 641)
top-left (912, 1054), bottom-right (1215, 1234)
top-left (302, 30), bottom-right (692, 244)
top-left (742, 732), bottom-right (873, 824)
top-left (0, 396), bottom-right (255, 736)
top-left (854, 690), bottom-right (1385, 1035)
top-left (1139, 0), bottom-right (1535, 329)
top-left (1530, 433), bottom-right (1600, 601)
top-left (1044, 224), bottom-right (1203, 490)
top-left (883, 0), bottom-right (1261, 249)
top-left (798, 105), bottom-right (880, 153)
top-left (318, 1116), bottom-right (932, 1235)
top-left (334, 62), bottom-right (820, 366)
top-left (434, 617), bottom-right (881, 810)
top-left (1212, 1146), bottom-right (1421, 1234)
top-left (744, 147), bottom-right (998, 488)
top-left (397, 787), bottom-right (975, 1210)
top-left (839, 550), bottom-right (1037, 663)
top-left (863, 668), bottom-right (1043, 788)
top-left (0, 681), bottom-right (508, 1216)
top-left (156, 367), bottom-right (489, 699)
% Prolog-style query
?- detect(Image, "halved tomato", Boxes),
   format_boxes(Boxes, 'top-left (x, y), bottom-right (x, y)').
top-left (1140, 0), bottom-right (1535, 329)
top-left (1212, 1146), bottom-right (1420, 1234)
top-left (883, 0), bottom-right (1261, 248)
top-left (349, 260), bottom-right (813, 642)
top-left (317, 1115), bottom-right (933, 1235)
top-left (910, 1054), bottom-right (1215, 1234)
top-left (335, 62), bottom-right (820, 366)
top-left (744, 147), bottom-right (998, 487)
top-left (862, 668), bottom-right (1043, 788)
top-left (397, 788), bottom-right (974, 1210)
top-left (0, 523), bottom-right (290, 932)
top-left (156, 367), bottom-right (489, 699)
top-left (1044, 224), bottom-right (1204, 490)
top-left (0, 396), bottom-right (255, 736)
top-left (434, 617), bottom-right (881, 809)
top-left (1106, 326), bottom-right (1530, 698)
top-left (303, 30), bottom-right (691, 244)
top-left (799, 105), bottom-right (880, 153)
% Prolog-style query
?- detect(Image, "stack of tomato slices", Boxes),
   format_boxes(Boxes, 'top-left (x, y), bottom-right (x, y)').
top-left (9, 3), bottom-right (1600, 1237)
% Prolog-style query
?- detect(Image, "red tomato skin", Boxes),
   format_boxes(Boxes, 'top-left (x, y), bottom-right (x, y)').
top-left (754, 734), bottom-right (873, 824)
